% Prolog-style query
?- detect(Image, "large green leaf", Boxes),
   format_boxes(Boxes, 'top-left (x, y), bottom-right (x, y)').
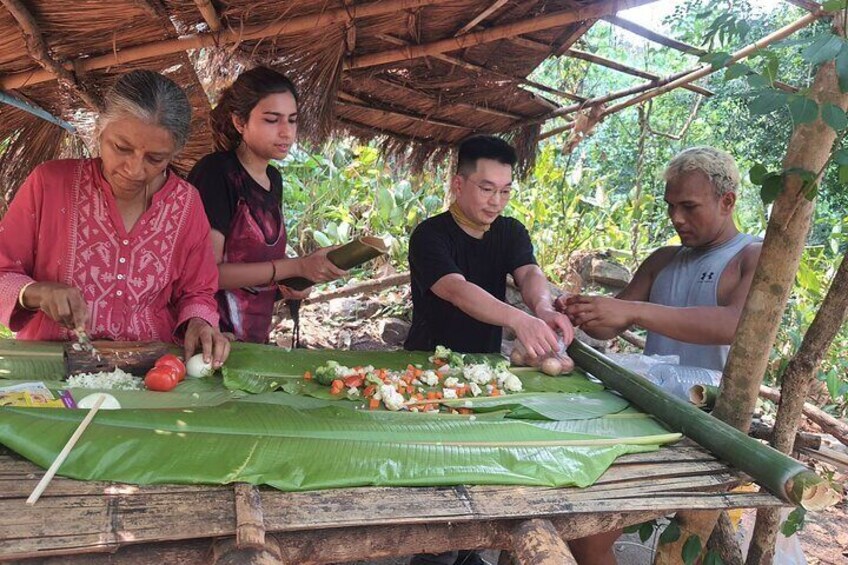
top-left (439, 391), bottom-right (629, 420)
top-left (0, 403), bottom-right (677, 491)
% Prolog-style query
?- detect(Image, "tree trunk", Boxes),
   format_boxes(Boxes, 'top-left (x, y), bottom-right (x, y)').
top-left (654, 46), bottom-right (848, 565)
top-left (747, 252), bottom-right (848, 564)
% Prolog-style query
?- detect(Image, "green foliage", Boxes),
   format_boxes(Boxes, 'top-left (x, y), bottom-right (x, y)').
top-left (659, 517), bottom-right (682, 544)
top-left (781, 507), bottom-right (807, 537)
top-left (681, 534), bottom-right (702, 565)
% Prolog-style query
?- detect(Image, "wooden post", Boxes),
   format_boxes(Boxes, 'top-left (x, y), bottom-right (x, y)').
top-left (235, 483), bottom-right (266, 548)
top-left (511, 519), bottom-right (577, 565)
top-left (654, 22), bottom-right (848, 565)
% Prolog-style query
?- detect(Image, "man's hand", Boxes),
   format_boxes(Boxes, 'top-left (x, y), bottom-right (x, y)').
top-left (537, 308), bottom-right (575, 345)
top-left (23, 282), bottom-right (89, 331)
top-left (510, 311), bottom-right (561, 358)
top-left (564, 294), bottom-right (635, 331)
top-left (184, 318), bottom-right (231, 369)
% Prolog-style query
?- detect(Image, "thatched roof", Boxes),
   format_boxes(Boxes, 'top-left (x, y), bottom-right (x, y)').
top-left (0, 0), bottom-right (700, 204)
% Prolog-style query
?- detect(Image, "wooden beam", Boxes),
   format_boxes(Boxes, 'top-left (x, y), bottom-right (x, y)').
top-left (511, 519), bottom-right (577, 565)
top-left (1, 0), bottom-right (101, 109)
top-left (553, 19), bottom-right (596, 56)
top-left (193, 0), bottom-right (222, 32)
top-left (375, 32), bottom-right (583, 103)
top-left (566, 48), bottom-right (713, 97)
top-left (602, 11), bottom-right (819, 118)
top-left (347, 0), bottom-right (663, 70)
top-left (455, 0), bottom-right (510, 36)
top-left (0, 0), bottom-right (454, 90)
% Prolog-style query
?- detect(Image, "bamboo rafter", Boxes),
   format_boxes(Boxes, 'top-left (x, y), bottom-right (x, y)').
top-left (336, 95), bottom-right (474, 132)
top-left (194, 0), bottom-right (222, 32)
top-left (603, 15), bottom-right (799, 93)
top-left (347, 0), bottom-right (662, 70)
top-left (0, 0), bottom-right (101, 110)
top-left (454, 0), bottom-right (510, 36)
top-left (602, 11), bottom-right (820, 118)
top-left (0, 0), bottom-right (455, 90)
top-left (566, 47), bottom-right (713, 97)
top-left (552, 18), bottom-right (596, 56)
top-left (372, 76), bottom-right (527, 121)
top-left (0, 91), bottom-right (75, 132)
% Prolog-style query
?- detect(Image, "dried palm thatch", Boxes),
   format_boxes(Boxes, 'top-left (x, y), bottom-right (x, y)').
top-left (0, 0), bottom-right (665, 208)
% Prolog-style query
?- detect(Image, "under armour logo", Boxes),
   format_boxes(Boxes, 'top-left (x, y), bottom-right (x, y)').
top-left (700, 272), bottom-right (715, 281)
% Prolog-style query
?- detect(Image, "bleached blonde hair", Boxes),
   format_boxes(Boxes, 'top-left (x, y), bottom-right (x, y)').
top-left (663, 146), bottom-right (740, 197)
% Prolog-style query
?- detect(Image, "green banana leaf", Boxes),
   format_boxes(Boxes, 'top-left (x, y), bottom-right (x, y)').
top-left (437, 391), bottom-right (630, 420)
top-left (0, 340), bottom-right (65, 380)
top-left (0, 403), bottom-right (679, 490)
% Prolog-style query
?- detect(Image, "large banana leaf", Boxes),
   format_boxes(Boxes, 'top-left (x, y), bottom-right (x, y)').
top-left (0, 340), bottom-right (65, 380)
top-left (0, 403), bottom-right (679, 490)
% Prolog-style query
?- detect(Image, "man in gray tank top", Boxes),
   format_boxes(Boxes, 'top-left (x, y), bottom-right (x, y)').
top-left (557, 147), bottom-right (762, 371)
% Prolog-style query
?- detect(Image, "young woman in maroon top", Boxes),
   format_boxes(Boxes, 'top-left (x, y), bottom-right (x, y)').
top-left (189, 67), bottom-right (345, 343)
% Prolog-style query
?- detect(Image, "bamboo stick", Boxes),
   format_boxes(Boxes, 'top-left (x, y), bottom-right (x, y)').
top-left (454, 0), bottom-right (510, 36)
top-left (0, 92), bottom-right (76, 132)
top-left (602, 12), bottom-right (819, 118)
top-left (347, 0), bottom-right (663, 70)
top-left (26, 393), bottom-right (106, 505)
top-left (567, 340), bottom-right (840, 510)
top-left (511, 519), bottom-right (578, 565)
top-left (760, 384), bottom-right (848, 447)
top-left (0, 0), bottom-right (453, 90)
top-left (193, 0), bottom-right (222, 32)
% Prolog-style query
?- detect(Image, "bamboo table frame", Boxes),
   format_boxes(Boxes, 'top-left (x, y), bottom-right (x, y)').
top-left (0, 443), bottom-right (787, 564)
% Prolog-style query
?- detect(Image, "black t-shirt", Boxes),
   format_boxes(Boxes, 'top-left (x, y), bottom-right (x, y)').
top-left (188, 150), bottom-right (283, 243)
top-left (404, 212), bottom-right (537, 354)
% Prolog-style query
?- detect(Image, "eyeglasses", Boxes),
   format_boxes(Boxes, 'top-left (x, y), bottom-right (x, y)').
top-left (463, 178), bottom-right (513, 200)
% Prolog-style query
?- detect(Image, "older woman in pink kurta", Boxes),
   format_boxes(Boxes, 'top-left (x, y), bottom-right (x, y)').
top-left (0, 70), bottom-right (230, 366)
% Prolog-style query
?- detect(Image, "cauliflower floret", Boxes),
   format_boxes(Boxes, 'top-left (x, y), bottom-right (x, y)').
top-left (463, 364), bottom-right (494, 385)
top-left (443, 376), bottom-right (459, 388)
top-left (436, 364), bottom-right (452, 375)
top-left (419, 370), bottom-right (440, 386)
top-left (379, 384), bottom-right (405, 411)
top-left (347, 386), bottom-right (360, 397)
top-left (442, 388), bottom-right (458, 399)
top-left (468, 382), bottom-right (483, 397)
top-left (502, 373), bottom-right (523, 392)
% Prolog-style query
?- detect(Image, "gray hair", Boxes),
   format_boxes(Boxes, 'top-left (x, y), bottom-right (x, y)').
top-left (663, 146), bottom-right (740, 197)
top-left (98, 70), bottom-right (192, 150)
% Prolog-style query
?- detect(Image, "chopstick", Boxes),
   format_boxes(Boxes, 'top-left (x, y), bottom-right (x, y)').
top-left (26, 393), bottom-right (106, 505)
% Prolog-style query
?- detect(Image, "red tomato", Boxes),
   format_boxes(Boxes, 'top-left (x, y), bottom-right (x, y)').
top-left (343, 375), bottom-right (364, 388)
top-left (155, 354), bottom-right (186, 381)
top-left (144, 366), bottom-right (180, 392)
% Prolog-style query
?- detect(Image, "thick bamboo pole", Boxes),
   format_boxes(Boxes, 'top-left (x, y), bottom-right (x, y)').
top-left (193, 0), bottom-right (222, 32)
top-left (0, 0), bottom-right (452, 90)
top-left (346, 0), bottom-right (662, 70)
top-left (566, 340), bottom-right (840, 510)
top-left (602, 12), bottom-right (818, 118)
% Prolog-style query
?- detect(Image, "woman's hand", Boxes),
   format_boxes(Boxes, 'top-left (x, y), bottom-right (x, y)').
top-left (22, 282), bottom-right (89, 331)
top-left (183, 318), bottom-right (231, 369)
top-left (278, 284), bottom-right (312, 300)
top-left (297, 247), bottom-right (348, 283)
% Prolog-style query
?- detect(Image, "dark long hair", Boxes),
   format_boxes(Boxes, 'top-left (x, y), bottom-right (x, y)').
top-left (209, 67), bottom-right (299, 152)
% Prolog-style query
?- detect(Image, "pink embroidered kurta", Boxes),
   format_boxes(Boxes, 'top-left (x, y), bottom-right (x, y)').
top-left (0, 158), bottom-right (220, 343)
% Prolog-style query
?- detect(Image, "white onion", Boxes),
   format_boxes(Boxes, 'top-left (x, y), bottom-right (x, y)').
top-left (77, 393), bottom-right (121, 410)
top-left (185, 354), bottom-right (214, 378)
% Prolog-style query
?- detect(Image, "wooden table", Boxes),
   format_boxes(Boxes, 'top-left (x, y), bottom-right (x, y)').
top-left (0, 443), bottom-right (787, 564)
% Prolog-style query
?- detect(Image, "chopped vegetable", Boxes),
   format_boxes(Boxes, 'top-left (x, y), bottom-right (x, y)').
top-left (66, 368), bottom-right (142, 390)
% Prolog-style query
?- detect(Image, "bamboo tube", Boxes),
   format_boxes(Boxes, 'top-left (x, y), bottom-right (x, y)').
top-left (279, 236), bottom-right (388, 291)
top-left (0, 0), bottom-right (453, 90)
top-left (567, 340), bottom-right (840, 510)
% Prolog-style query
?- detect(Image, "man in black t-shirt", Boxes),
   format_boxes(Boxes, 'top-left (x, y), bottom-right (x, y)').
top-left (405, 135), bottom-right (572, 356)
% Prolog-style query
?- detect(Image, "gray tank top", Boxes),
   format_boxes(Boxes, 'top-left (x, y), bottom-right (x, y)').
top-left (643, 233), bottom-right (760, 371)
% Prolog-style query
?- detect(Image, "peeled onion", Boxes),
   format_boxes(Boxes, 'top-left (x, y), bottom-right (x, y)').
top-left (77, 393), bottom-right (121, 410)
top-left (541, 357), bottom-right (563, 376)
top-left (509, 349), bottom-right (526, 367)
top-left (560, 354), bottom-right (575, 374)
top-left (185, 354), bottom-right (214, 378)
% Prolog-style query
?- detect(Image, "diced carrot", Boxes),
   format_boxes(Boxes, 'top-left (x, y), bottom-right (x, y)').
top-left (457, 388), bottom-right (466, 397)
top-left (491, 388), bottom-right (501, 397)
top-left (415, 393), bottom-right (425, 401)
top-left (303, 371), bottom-right (312, 380)
top-left (363, 385), bottom-right (375, 397)
top-left (435, 391), bottom-right (443, 399)
top-left (369, 398), bottom-right (381, 410)
top-left (433, 358), bottom-right (446, 367)
top-left (426, 391), bottom-right (438, 400)
top-left (332, 379), bottom-right (344, 389)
